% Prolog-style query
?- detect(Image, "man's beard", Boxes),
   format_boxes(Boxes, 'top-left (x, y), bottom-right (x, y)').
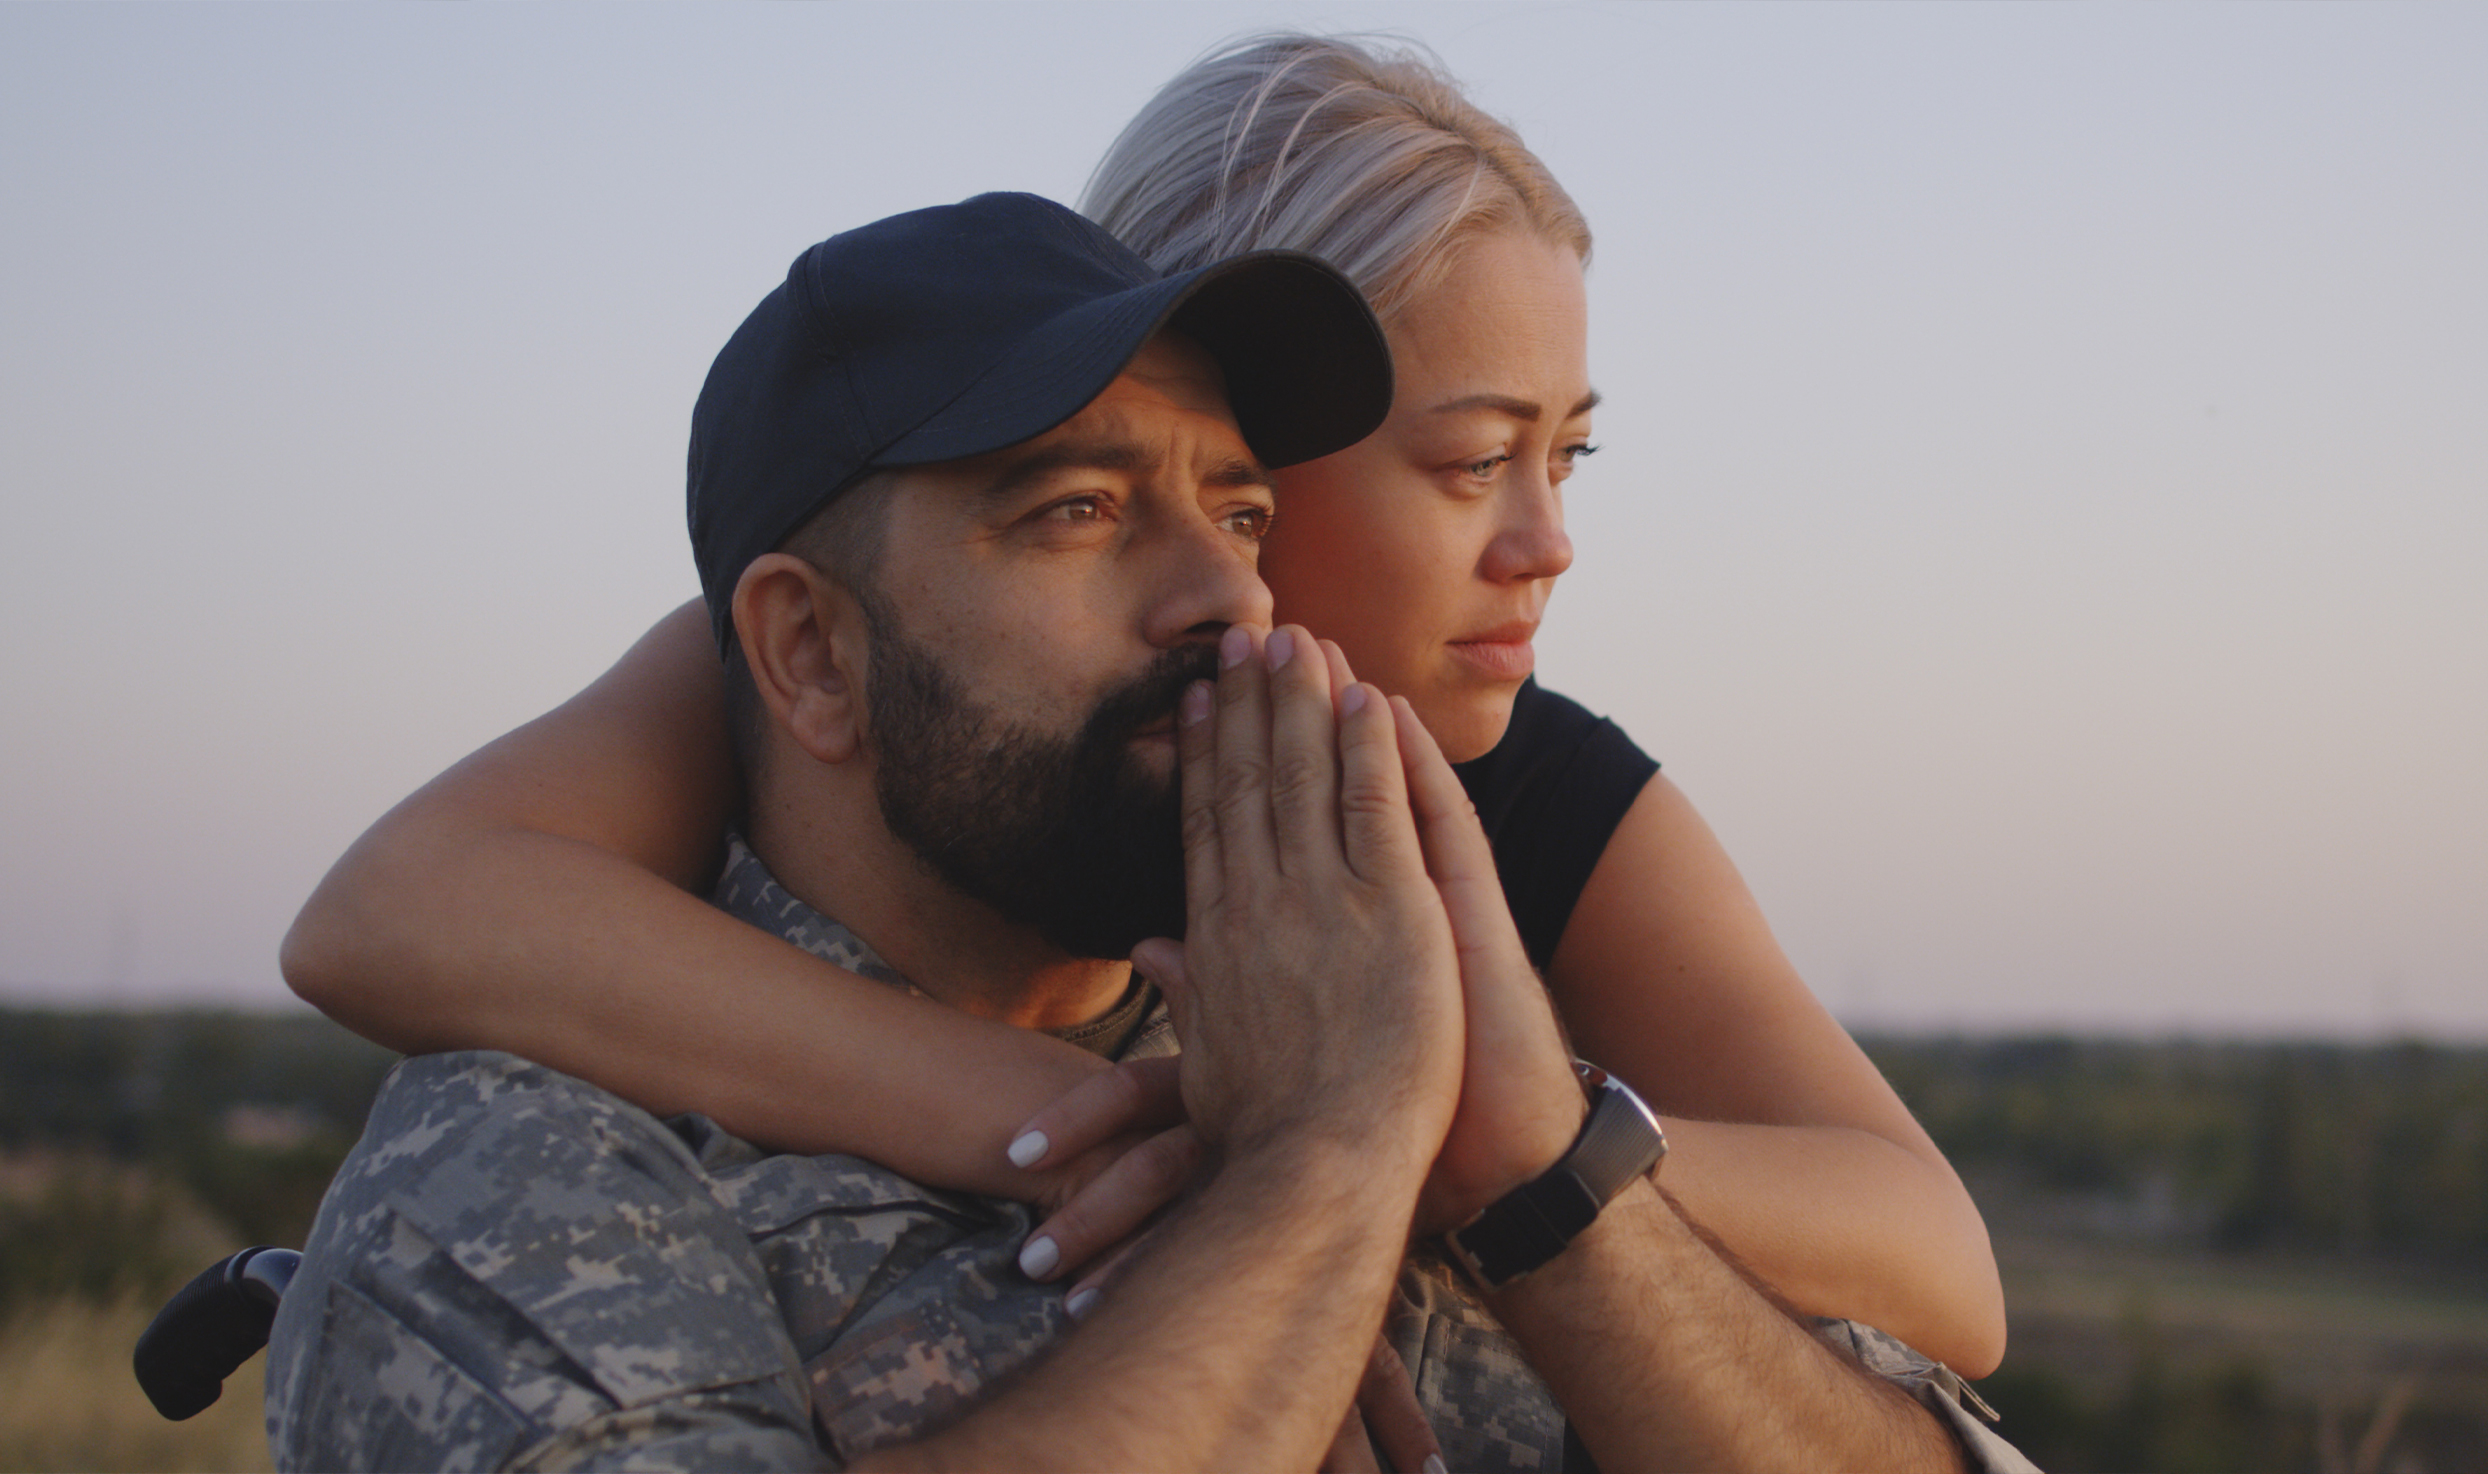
top-left (860, 598), bottom-right (1210, 960)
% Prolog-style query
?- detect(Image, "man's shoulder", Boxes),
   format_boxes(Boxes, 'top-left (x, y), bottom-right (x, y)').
top-left (321, 1051), bottom-right (708, 1217)
top-left (269, 1052), bottom-right (827, 1470)
top-left (348, 1049), bottom-right (983, 1230)
top-left (272, 1049), bottom-right (1038, 1471)
top-left (361, 1049), bottom-right (675, 1148)
top-left (304, 1051), bottom-right (791, 1355)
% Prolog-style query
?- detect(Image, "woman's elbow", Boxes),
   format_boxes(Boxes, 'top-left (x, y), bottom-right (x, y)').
top-left (1949, 1298), bottom-right (2007, 1382)
top-left (280, 844), bottom-right (439, 1049)
top-left (1933, 1249), bottom-right (2009, 1379)
top-left (281, 871), bottom-right (377, 1020)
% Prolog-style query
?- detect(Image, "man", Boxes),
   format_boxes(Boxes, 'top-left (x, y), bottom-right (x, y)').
top-left (267, 193), bottom-right (2030, 1472)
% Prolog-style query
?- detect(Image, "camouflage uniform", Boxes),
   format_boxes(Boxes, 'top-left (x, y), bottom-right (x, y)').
top-left (266, 838), bottom-right (2035, 1472)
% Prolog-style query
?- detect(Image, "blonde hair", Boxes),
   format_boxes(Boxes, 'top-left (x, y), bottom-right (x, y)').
top-left (1081, 33), bottom-right (1590, 324)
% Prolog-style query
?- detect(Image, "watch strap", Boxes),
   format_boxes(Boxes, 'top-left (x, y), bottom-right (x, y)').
top-left (1446, 1063), bottom-right (1666, 1290)
top-left (1446, 1162), bottom-right (1604, 1289)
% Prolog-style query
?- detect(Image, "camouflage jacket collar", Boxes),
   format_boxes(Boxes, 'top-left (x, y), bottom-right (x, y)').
top-left (714, 833), bottom-right (919, 996)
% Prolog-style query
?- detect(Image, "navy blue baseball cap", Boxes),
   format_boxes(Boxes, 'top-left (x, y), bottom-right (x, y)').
top-left (688, 192), bottom-right (1394, 652)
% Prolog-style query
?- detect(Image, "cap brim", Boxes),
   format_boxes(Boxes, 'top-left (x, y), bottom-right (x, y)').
top-left (877, 251), bottom-right (1391, 473)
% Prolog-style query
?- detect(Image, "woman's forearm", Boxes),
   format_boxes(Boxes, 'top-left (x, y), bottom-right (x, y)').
top-left (287, 824), bottom-right (1106, 1194)
top-left (283, 601), bottom-right (1106, 1198)
top-left (1653, 1118), bottom-right (2004, 1376)
top-left (1549, 774), bottom-right (2007, 1376)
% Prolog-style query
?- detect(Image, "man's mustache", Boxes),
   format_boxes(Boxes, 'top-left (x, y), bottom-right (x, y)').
top-left (1080, 641), bottom-right (1225, 751)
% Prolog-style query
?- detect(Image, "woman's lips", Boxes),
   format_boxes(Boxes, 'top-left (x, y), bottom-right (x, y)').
top-left (1448, 628), bottom-right (1537, 681)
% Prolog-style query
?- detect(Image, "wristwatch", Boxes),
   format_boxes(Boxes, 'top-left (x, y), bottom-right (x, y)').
top-left (1446, 1061), bottom-right (1667, 1290)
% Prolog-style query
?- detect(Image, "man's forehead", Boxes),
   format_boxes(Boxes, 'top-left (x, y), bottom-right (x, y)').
top-left (907, 333), bottom-right (1256, 492)
top-left (1047, 332), bottom-right (1236, 442)
top-left (1117, 332), bottom-right (1229, 411)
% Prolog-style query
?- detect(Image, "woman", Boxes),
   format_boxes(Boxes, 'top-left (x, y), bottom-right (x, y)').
top-left (285, 34), bottom-right (2006, 1375)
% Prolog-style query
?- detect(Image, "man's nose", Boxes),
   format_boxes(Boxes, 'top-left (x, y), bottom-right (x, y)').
top-left (1480, 470), bottom-right (1574, 585)
top-left (1139, 509), bottom-right (1275, 647)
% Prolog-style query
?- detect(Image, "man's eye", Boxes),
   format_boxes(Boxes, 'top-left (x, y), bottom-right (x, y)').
top-left (1042, 496), bottom-right (1109, 523)
top-left (1220, 505), bottom-right (1274, 540)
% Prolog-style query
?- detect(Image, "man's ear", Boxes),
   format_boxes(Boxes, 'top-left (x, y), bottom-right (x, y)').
top-left (732, 554), bottom-right (870, 766)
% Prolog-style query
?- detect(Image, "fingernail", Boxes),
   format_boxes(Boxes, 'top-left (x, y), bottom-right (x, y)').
top-left (1341, 683), bottom-right (1368, 715)
top-left (1065, 1286), bottom-right (1099, 1319)
top-left (1018, 1235), bottom-right (1060, 1279)
top-left (1265, 628), bottom-right (1295, 669)
top-left (1007, 1129), bottom-right (1049, 1169)
top-left (1425, 1457), bottom-right (1448, 1474)
top-left (1180, 680), bottom-right (1211, 726)
top-left (1220, 625), bottom-right (1252, 669)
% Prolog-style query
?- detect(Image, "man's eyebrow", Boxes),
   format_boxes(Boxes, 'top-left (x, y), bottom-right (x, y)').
top-left (973, 440), bottom-right (1156, 504)
top-left (973, 441), bottom-right (1273, 503)
top-left (1426, 389), bottom-right (1603, 422)
top-left (1202, 457), bottom-right (1276, 492)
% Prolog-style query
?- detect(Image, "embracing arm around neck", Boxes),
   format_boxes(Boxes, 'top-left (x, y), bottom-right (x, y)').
top-left (286, 595), bottom-right (2006, 1382)
top-left (281, 598), bottom-right (1111, 1202)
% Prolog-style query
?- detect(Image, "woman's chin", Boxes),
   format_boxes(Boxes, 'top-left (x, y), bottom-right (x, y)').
top-left (1416, 685), bottom-right (1525, 764)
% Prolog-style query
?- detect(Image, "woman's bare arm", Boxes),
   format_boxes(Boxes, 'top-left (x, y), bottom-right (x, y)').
top-left (282, 599), bottom-right (1108, 1199)
top-left (1545, 773), bottom-right (2008, 1376)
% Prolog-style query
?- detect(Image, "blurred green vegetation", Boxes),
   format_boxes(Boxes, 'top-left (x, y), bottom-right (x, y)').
top-left (4, 1011), bottom-right (2484, 1471)
top-left (0, 1006), bottom-right (395, 1157)
top-left (0, 1006), bottom-right (395, 1317)
top-left (1862, 1034), bottom-right (2488, 1256)
top-left (1861, 1034), bottom-right (2488, 1473)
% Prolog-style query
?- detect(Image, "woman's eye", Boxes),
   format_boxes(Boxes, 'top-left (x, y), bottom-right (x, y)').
top-left (1462, 452), bottom-right (1514, 478)
top-left (1561, 442), bottom-right (1601, 465)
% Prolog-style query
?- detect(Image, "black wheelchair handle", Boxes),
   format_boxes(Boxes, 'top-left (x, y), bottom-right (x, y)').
top-left (132, 1245), bottom-right (301, 1421)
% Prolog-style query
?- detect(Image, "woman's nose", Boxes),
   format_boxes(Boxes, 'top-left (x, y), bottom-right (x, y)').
top-left (1482, 475), bottom-right (1574, 584)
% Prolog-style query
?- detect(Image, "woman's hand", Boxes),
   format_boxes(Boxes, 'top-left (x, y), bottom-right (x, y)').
top-left (1388, 692), bottom-right (1590, 1235)
top-left (1007, 1056), bottom-right (1203, 1284)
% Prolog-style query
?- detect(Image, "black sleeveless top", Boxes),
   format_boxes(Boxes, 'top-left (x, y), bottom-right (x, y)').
top-left (1454, 680), bottom-right (1661, 971)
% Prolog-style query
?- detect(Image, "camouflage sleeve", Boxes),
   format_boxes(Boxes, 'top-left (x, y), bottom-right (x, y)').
top-left (1813, 1319), bottom-right (2045, 1474)
top-left (266, 1053), bottom-right (828, 1473)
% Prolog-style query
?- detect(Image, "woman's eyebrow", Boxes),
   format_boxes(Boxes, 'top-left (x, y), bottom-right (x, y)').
top-left (1427, 389), bottom-right (1603, 421)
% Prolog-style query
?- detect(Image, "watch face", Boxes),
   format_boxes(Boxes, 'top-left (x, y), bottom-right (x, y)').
top-left (1613, 1077), bottom-right (1664, 1139)
top-left (1570, 1075), bottom-right (1668, 1199)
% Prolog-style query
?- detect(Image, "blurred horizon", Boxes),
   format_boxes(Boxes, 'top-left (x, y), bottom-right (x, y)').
top-left (7, 994), bottom-right (2478, 1049)
top-left (4, 3), bottom-right (2483, 1039)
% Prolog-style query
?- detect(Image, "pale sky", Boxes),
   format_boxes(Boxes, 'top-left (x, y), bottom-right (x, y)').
top-left (3, 3), bottom-right (2482, 1038)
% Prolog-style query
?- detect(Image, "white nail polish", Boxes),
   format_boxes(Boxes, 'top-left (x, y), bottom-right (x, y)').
top-left (1424, 1456), bottom-right (1448, 1474)
top-left (1064, 1286), bottom-right (1099, 1320)
top-left (1007, 1130), bottom-right (1049, 1169)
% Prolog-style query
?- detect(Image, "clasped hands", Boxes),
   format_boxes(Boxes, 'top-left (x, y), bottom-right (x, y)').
top-left (1010, 624), bottom-right (1590, 1299)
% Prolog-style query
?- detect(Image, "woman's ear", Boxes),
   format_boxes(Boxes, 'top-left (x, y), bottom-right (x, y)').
top-left (732, 554), bottom-right (867, 766)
